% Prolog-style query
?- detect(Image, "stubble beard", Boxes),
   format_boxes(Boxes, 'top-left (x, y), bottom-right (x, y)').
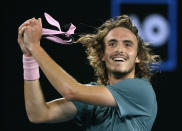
top-left (108, 64), bottom-right (135, 80)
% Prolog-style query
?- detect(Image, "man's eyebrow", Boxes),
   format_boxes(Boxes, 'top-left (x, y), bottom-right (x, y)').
top-left (123, 40), bottom-right (135, 45)
top-left (107, 39), bottom-right (118, 43)
top-left (106, 39), bottom-right (136, 45)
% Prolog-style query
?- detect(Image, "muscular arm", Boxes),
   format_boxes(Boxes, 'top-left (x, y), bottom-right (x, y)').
top-left (29, 45), bottom-right (116, 106)
top-left (24, 79), bottom-right (77, 123)
top-left (18, 18), bottom-right (77, 124)
top-left (21, 17), bottom-right (116, 106)
top-left (21, 18), bottom-right (116, 123)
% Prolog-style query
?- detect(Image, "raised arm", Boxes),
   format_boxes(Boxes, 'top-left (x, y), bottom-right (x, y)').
top-left (18, 18), bottom-right (77, 123)
top-left (21, 17), bottom-right (116, 107)
top-left (24, 80), bottom-right (77, 123)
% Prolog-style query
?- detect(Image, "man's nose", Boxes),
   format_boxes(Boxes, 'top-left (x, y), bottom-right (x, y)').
top-left (115, 43), bottom-right (125, 53)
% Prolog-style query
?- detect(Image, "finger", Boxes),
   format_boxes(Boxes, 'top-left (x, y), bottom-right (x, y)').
top-left (29, 17), bottom-right (37, 26)
top-left (29, 17), bottom-right (35, 23)
top-left (17, 27), bottom-right (26, 45)
top-left (18, 26), bottom-right (27, 37)
top-left (18, 17), bottom-right (36, 31)
top-left (18, 20), bottom-right (31, 31)
top-left (38, 18), bottom-right (42, 27)
top-left (17, 36), bottom-right (22, 44)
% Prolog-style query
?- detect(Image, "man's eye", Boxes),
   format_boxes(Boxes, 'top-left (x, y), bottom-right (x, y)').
top-left (109, 43), bottom-right (116, 46)
top-left (125, 42), bottom-right (132, 47)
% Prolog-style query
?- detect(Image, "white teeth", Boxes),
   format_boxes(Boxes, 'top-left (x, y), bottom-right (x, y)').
top-left (113, 57), bottom-right (125, 61)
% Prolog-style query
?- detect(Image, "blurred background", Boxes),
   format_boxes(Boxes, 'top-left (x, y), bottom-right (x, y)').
top-left (3, 0), bottom-right (181, 130)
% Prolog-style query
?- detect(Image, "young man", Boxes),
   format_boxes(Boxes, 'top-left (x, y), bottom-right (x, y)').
top-left (17, 15), bottom-right (159, 131)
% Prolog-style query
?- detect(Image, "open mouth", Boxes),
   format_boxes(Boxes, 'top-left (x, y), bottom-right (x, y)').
top-left (111, 55), bottom-right (128, 63)
top-left (112, 57), bottom-right (125, 62)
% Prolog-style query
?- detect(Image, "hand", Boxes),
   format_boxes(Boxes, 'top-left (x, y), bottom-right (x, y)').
top-left (23, 18), bottom-right (42, 51)
top-left (17, 19), bottom-right (33, 56)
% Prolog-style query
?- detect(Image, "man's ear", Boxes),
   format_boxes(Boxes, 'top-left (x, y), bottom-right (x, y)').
top-left (102, 55), bottom-right (105, 62)
top-left (135, 56), bottom-right (140, 63)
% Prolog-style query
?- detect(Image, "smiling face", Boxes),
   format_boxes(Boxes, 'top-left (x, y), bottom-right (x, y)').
top-left (102, 27), bottom-right (140, 79)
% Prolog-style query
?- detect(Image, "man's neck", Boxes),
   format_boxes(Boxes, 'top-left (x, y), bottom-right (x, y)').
top-left (108, 72), bottom-right (135, 85)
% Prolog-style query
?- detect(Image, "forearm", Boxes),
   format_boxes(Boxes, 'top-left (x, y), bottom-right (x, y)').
top-left (19, 18), bottom-right (78, 124)
top-left (30, 44), bottom-right (78, 100)
top-left (24, 80), bottom-right (48, 123)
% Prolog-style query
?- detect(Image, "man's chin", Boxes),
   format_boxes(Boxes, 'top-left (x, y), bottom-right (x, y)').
top-left (112, 70), bottom-right (129, 79)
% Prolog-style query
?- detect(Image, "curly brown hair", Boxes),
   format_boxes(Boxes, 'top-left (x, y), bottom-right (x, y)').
top-left (76, 15), bottom-right (160, 85)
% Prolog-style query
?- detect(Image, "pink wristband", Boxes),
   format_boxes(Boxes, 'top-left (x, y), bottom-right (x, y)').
top-left (23, 55), bottom-right (40, 80)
